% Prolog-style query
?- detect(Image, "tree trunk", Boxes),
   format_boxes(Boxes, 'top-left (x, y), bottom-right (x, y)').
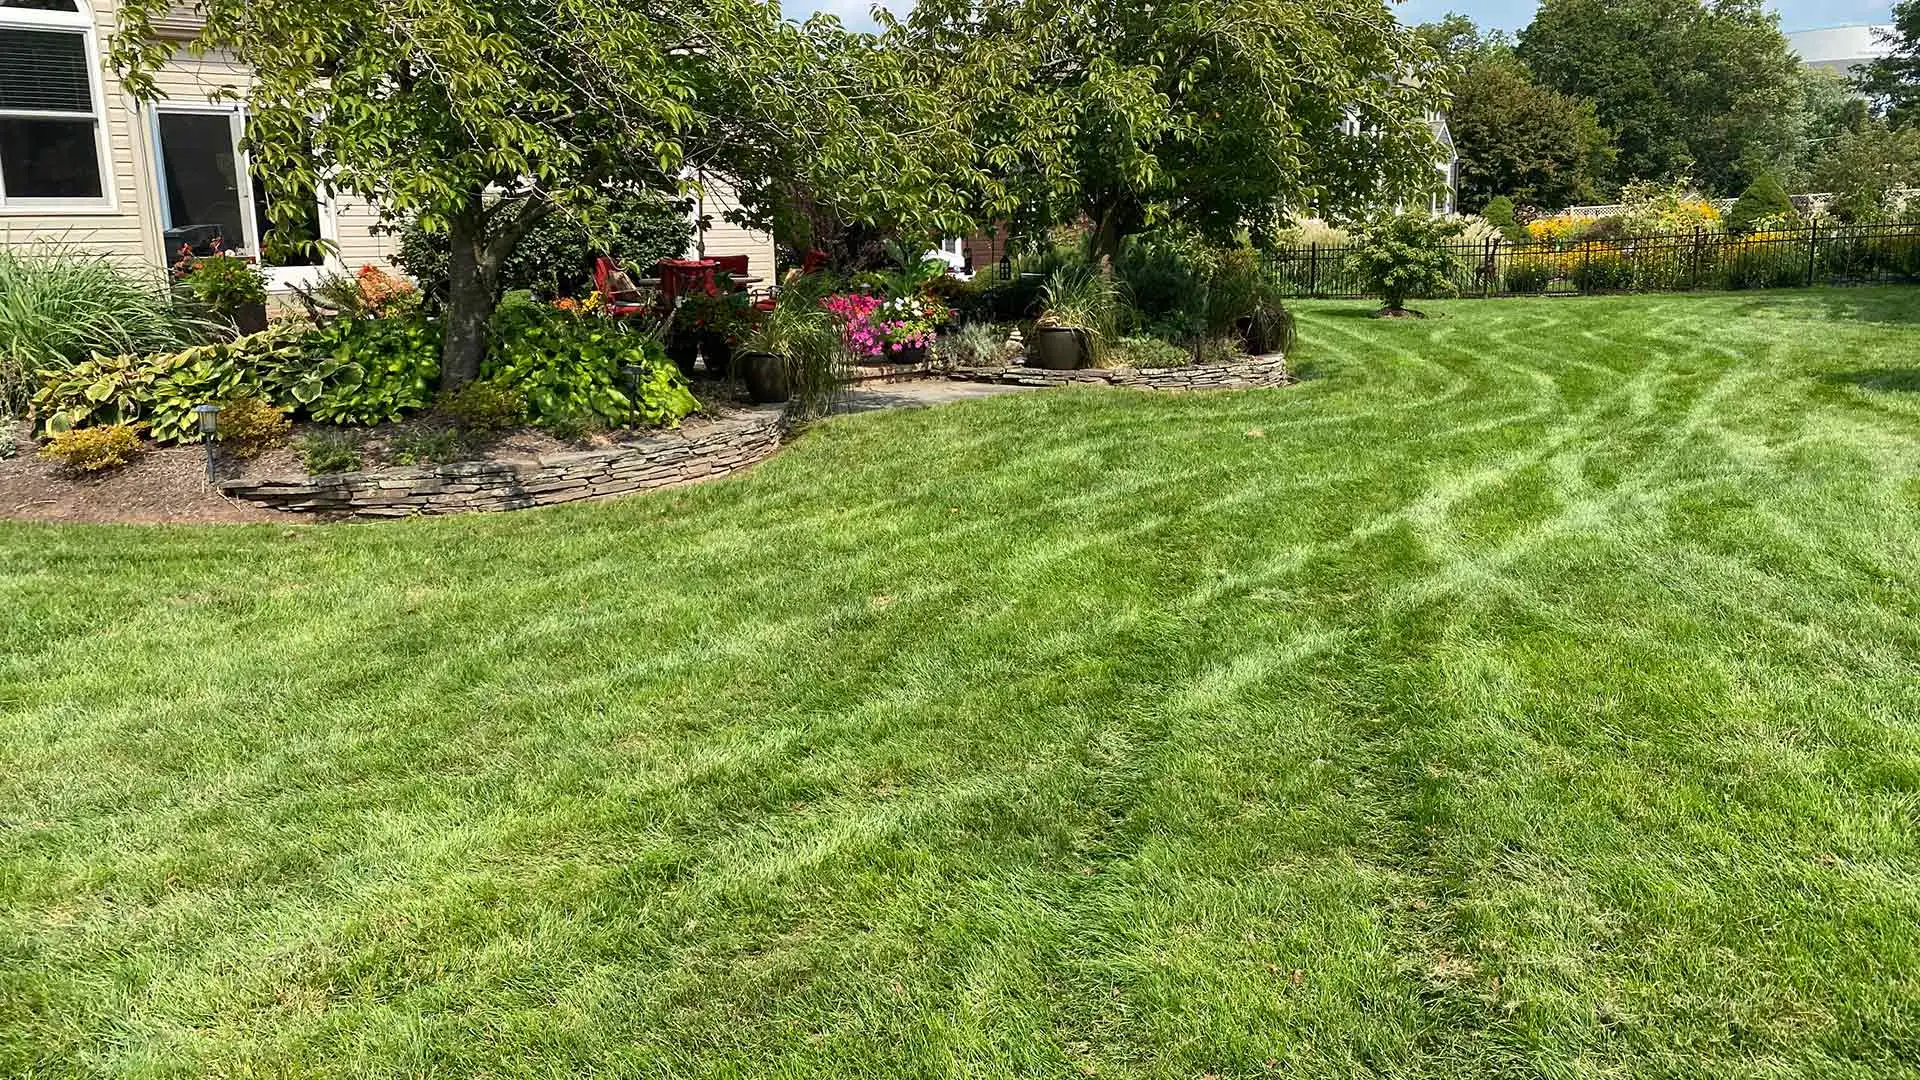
top-left (441, 203), bottom-right (495, 390)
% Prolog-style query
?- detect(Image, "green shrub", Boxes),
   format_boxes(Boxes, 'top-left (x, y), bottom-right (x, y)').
top-left (397, 193), bottom-right (693, 304)
top-left (302, 316), bottom-right (442, 424)
top-left (1116, 230), bottom-right (1214, 335)
top-left (172, 253), bottom-right (269, 321)
top-left (1110, 335), bottom-right (1192, 368)
top-left (1569, 249), bottom-right (1636, 292)
top-left (296, 429), bottom-right (363, 475)
top-left (0, 249), bottom-right (217, 412)
top-left (1483, 195), bottom-right (1528, 244)
top-left (32, 325), bottom-right (310, 441)
top-left (1500, 254), bottom-right (1557, 293)
top-left (1727, 173), bottom-right (1800, 236)
top-left (1346, 213), bottom-right (1467, 311)
top-left (483, 303), bottom-right (697, 428)
top-left (40, 424), bottom-right (141, 472)
top-left (537, 410), bottom-right (599, 443)
top-left (386, 427), bottom-right (466, 466)
top-left (934, 322), bottom-right (1013, 368)
top-left (436, 381), bottom-right (524, 435)
top-left (215, 396), bottom-right (292, 458)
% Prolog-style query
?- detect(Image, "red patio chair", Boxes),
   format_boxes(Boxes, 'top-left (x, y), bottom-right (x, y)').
top-left (593, 256), bottom-right (650, 317)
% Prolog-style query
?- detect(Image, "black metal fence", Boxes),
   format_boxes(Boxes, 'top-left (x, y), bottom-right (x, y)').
top-left (1261, 222), bottom-right (1920, 299)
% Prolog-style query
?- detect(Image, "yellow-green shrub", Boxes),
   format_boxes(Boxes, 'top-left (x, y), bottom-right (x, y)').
top-left (216, 396), bottom-right (292, 458)
top-left (40, 424), bottom-right (141, 472)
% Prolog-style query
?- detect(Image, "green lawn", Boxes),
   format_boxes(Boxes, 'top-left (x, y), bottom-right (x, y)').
top-left (6, 289), bottom-right (1920, 1078)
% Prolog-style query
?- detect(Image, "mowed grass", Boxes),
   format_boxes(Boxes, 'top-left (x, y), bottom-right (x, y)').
top-left (6, 290), bottom-right (1920, 1078)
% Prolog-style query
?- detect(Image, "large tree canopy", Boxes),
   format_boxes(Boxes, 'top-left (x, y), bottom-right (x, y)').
top-left (110, 0), bottom-right (977, 385)
top-left (1518, 0), bottom-right (1804, 195)
top-left (1445, 53), bottom-right (1614, 211)
top-left (1858, 1), bottom-right (1920, 129)
top-left (886, 0), bottom-right (1447, 260)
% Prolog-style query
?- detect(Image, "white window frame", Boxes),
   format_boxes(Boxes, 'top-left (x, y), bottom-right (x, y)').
top-left (0, 0), bottom-right (117, 214)
top-left (148, 98), bottom-right (338, 291)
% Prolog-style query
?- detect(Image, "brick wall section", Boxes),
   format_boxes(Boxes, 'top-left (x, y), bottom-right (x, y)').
top-left (945, 355), bottom-right (1292, 390)
top-left (222, 408), bottom-right (786, 518)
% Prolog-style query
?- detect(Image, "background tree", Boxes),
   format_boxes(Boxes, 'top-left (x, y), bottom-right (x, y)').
top-left (1519, 0), bottom-right (1805, 194)
top-left (889, 0), bottom-right (1448, 261)
top-left (1858, 0), bottom-right (1920, 128)
top-left (1806, 123), bottom-right (1920, 221)
top-left (111, 0), bottom-right (976, 387)
top-left (1444, 52), bottom-right (1615, 211)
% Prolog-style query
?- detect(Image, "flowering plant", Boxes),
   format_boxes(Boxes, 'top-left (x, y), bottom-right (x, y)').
top-left (870, 294), bottom-right (944, 352)
top-left (823, 292), bottom-right (886, 358)
top-left (353, 264), bottom-right (420, 317)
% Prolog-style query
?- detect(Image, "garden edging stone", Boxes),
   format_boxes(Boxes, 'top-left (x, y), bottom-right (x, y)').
top-left (221, 407), bottom-right (788, 518)
top-left (944, 353), bottom-right (1291, 390)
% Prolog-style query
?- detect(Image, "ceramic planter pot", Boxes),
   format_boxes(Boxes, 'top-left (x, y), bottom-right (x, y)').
top-left (667, 333), bottom-right (700, 377)
top-left (886, 343), bottom-right (929, 366)
top-left (738, 351), bottom-right (790, 403)
top-left (700, 333), bottom-right (734, 377)
top-left (1030, 326), bottom-right (1088, 370)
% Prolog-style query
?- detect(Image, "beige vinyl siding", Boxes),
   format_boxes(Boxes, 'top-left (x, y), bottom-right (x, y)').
top-left (692, 179), bottom-right (777, 283)
top-left (0, 0), bottom-right (152, 266)
top-left (328, 196), bottom-right (401, 271)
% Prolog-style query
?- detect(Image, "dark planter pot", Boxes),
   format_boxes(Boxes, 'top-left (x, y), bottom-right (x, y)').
top-left (886, 343), bottom-right (929, 366)
top-left (1030, 326), bottom-right (1088, 370)
top-left (700, 333), bottom-right (733, 377)
top-left (234, 300), bottom-right (269, 336)
top-left (737, 351), bottom-right (790, 403)
top-left (1237, 316), bottom-right (1273, 357)
top-left (667, 333), bottom-right (700, 377)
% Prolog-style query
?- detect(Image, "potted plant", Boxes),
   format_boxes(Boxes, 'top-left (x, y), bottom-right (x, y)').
top-left (869, 293), bottom-right (943, 364)
top-left (738, 281), bottom-right (850, 408)
top-left (172, 242), bottom-right (270, 334)
top-left (1032, 266), bottom-right (1122, 370)
top-left (672, 286), bottom-right (751, 376)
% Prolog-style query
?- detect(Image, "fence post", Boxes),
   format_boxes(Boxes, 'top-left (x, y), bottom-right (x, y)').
top-left (1806, 220), bottom-right (1819, 287)
top-left (1486, 236), bottom-right (1499, 296)
top-left (1580, 239), bottom-right (1591, 295)
top-left (1308, 242), bottom-right (1319, 297)
top-left (1689, 227), bottom-right (1703, 290)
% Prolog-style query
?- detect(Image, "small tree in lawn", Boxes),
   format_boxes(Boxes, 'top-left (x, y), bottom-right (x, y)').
top-left (1346, 213), bottom-right (1466, 316)
top-left (109, 0), bottom-right (976, 389)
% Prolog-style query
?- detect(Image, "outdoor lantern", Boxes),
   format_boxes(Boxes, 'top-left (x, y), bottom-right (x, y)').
top-left (621, 363), bottom-right (645, 390)
top-left (193, 404), bottom-right (220, 482)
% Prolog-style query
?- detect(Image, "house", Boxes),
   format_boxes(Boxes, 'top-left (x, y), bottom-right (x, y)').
top-left (1787, 25), bottom-right (1893, 76)
top-left (0, 0), bottom-right (775, 288)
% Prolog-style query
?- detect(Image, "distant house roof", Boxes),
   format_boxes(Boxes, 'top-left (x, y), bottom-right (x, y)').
top-left (1787, 25), bottom-right (1893, 74)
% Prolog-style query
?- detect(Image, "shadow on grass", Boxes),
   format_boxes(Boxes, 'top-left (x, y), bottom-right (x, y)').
top-left (1729, 288), bottom-right (1920, 327)
top-left (1822, 369), bottom-right (1920, 393)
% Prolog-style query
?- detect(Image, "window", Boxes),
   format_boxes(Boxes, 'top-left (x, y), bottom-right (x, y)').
top-left (0, 0), bottom-right (110, 210)
top-left (152, 103), bottom-right (326, 284)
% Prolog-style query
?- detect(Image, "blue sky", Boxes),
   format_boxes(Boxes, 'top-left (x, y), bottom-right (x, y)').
top-left (792, 0), bottom-right (1895, 35)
